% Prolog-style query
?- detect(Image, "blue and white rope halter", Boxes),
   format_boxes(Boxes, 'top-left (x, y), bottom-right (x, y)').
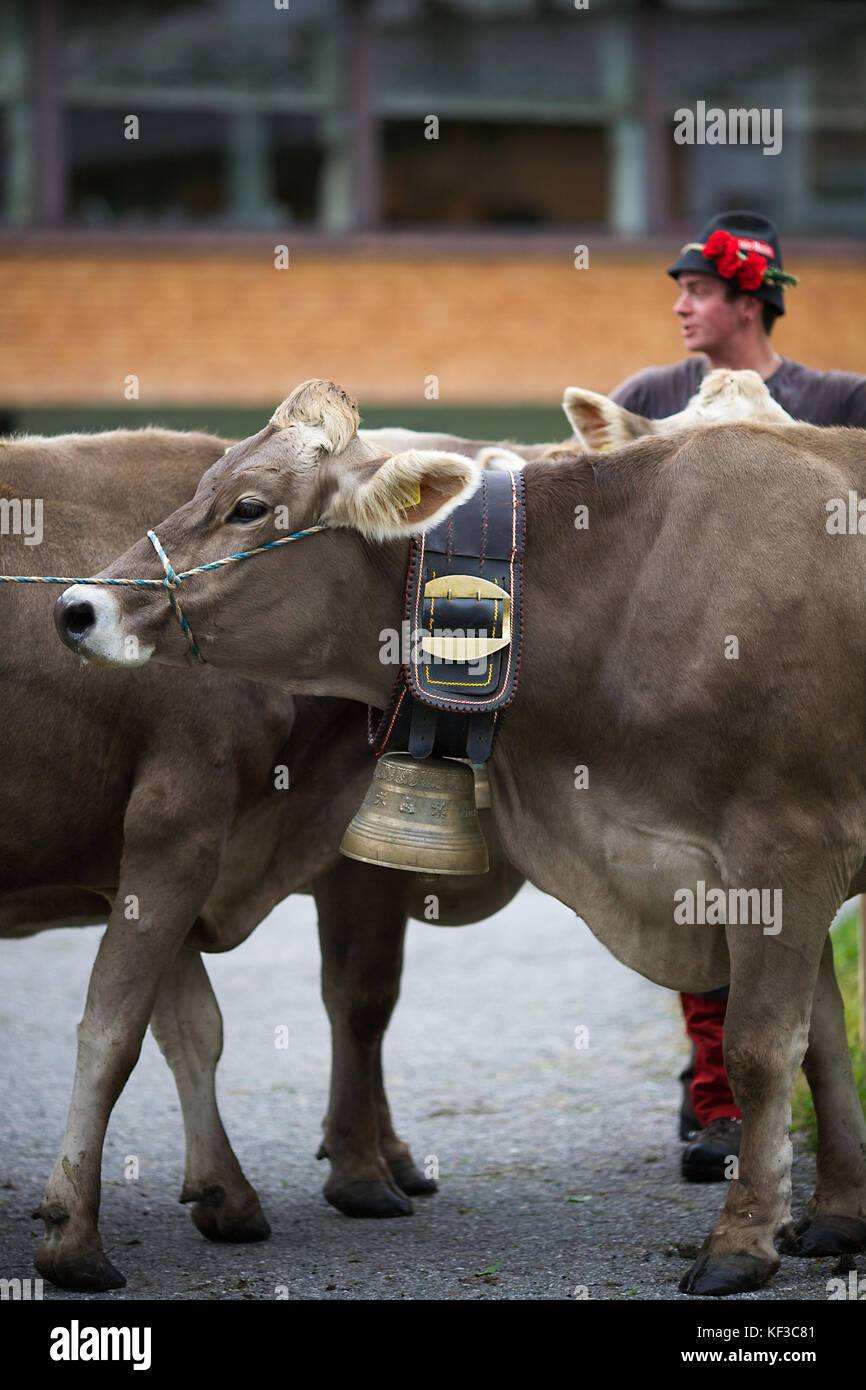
top-left (0, 523), bottom-right (329, 664)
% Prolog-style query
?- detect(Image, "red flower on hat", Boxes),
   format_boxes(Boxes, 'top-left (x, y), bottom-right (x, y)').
top-left (736, 251), bottom-right (767, 291)
top-left (703, 230), bottom-right (732, 259)
top-left (701, 230), bottom-right (768, 290)
top-left (717, 245), bottom-right (742, 278)
top-left (702, 229), bottom-right (740, 278)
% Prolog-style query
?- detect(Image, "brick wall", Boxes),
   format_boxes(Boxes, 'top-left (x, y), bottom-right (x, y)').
top-left (0, 245), bottom-right (863, 408)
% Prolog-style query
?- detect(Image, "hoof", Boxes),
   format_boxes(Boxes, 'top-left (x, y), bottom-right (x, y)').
top-left (679, 1250), bottom-right (777, 1297)
top-left (184, 1185), bottom-right (271, 1243)
top-left (34, 1245), bottom-right (126, 1292)
top-left (325, 1180), bottom-right (413, 1219)
top-left (191, 1202), bottom-right (271, 1243)
top-left (780, 1213), bottom-right (866, 1258)
top-left (388, 1157), bottom-right (438, 1198)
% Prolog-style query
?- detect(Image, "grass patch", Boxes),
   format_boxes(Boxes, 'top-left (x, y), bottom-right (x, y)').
top-left (792, 906), bottom-right (865, 1147)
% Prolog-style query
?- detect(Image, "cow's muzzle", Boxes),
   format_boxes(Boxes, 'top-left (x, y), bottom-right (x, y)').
top-left (55, 593), bottom-right (95, 648)
top-left (54, 585), bottom-right (154, 666)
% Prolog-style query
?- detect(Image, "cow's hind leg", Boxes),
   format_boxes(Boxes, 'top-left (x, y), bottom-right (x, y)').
top-left (680, 881), bottom-right (830, 1297)
top-left (33, 814), bottom-right (220, 1291)
top-left (780, 935), bottom-right (866, 1256)
top-left (315, 858), bottom-right (429, 1217)
top-left (149, 942), bottom-right (270, 1244)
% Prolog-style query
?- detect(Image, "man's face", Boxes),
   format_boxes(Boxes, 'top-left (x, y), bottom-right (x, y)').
top-left (673, 273), bottom-right (739, 353)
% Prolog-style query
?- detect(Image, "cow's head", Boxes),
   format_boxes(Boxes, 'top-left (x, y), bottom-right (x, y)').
top-left (561, 368), bottom-right (792, 452)
top-left (55, 380), bottom-right (480, 702)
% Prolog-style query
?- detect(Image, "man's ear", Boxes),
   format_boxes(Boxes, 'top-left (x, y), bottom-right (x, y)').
top-left (738, 295), bottom-right (763, 327)
top-left (562, 387), bottom-right (656, 452)
top-left (324, 450), bottom-right (481, 541)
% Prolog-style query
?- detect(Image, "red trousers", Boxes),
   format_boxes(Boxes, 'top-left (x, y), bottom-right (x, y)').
top-left (680, 992), bottom-right (742, 1127)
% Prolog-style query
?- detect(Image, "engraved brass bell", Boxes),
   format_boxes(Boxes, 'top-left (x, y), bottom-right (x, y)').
top-left (340, 754), bottom-right (489, 875)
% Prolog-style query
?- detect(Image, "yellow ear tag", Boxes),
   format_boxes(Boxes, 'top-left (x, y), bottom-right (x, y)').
top-left (402, 483), bottom-right (422, 508)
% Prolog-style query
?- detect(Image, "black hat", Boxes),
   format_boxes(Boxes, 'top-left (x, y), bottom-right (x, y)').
top-left (667, 211), bottom-right (796, 317)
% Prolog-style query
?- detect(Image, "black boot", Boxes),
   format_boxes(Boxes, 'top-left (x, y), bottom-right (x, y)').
top-left (681, 1117), bottom-right (742, 1182)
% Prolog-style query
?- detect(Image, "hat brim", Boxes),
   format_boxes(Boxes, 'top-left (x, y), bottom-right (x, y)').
top-left (667, 250), bottom-right (785, 315)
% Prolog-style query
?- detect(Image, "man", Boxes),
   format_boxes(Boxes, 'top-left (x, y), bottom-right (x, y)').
top-left (610, 210), bottom-right (866, 1181)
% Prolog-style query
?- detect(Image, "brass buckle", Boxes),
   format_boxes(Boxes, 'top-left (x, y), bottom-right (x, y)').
top-left (421, 574), bottom-right (511, 662)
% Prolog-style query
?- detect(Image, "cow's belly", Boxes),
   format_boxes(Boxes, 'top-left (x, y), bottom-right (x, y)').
top-left (583, 820), bottom-right (730, 991)
top-left (0, 886), bottom-right (111, 939)
top-left (489, 772), bottom-right (730, 992)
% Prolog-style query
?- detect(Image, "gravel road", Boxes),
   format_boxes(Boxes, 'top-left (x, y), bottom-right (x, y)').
top-left (0, 882), bottom-right (853, 1303)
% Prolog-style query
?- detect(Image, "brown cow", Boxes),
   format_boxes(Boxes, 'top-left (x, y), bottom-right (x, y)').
top-left (60, 379), bottom-right (866, 1297)
top-left (1, 425), bottom-right (521, 1291)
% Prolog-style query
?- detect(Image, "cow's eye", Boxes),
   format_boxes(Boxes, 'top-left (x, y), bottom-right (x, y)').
top-left (229, 499), bottom-right (268, 523)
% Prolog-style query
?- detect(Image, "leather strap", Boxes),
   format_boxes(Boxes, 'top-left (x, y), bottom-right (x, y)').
top-left (369, 468), bottom-right (526, 764)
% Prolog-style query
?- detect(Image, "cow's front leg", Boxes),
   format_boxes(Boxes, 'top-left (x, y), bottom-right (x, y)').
top-left (315, 858), bottom-right (422, 1217)
top-left (680, 893), bottom-right (829, 1297)
top-left (148, 943), bottom-right (270, 1245)
top-left (781, 936), bottom-right (866, 1256)
top-left (33, 822), bottom-right (220, 1291)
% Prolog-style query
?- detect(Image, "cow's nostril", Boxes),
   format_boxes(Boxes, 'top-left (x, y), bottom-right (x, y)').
top-left (59, 598), bottom-right (95, 640)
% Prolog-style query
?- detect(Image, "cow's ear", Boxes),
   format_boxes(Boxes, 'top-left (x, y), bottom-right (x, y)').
top-left (325, 450), bottom-right (481, 540)
top-left (270, 379), bottom-right (360, 462)
top-left (562, 387), bottom-right (654, 452)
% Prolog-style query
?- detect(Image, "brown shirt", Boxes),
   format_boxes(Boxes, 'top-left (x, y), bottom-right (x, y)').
top-left (610, 355), bottom-right (866, 427)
